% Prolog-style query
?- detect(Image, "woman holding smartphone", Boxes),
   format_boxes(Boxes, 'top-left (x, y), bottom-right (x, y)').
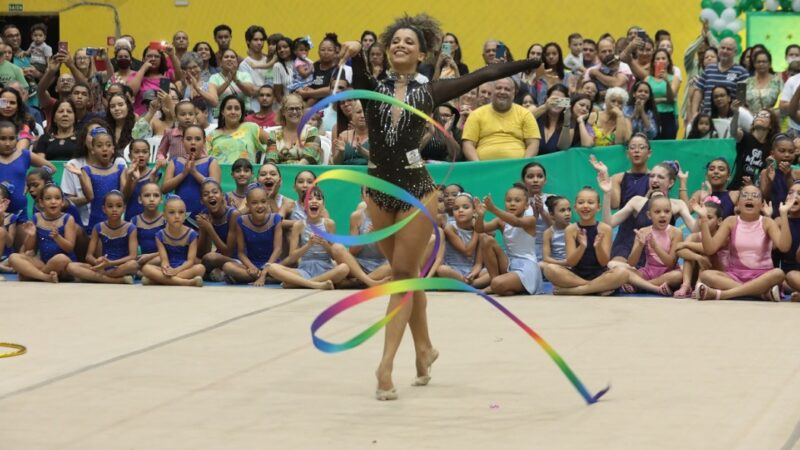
top-left (127, 43), bottom-right (183, 115)
top-left (646, 49), bottom-right (680, 139)
top-left (338, 13), bottom-right (541, 401)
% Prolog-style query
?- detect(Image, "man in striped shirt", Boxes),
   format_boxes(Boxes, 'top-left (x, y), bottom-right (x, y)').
top-left (689, 37), bottom-right (748, 119)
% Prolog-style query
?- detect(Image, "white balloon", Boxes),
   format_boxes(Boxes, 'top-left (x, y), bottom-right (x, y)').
top-left (766, 0), bottom-right (779, 11)
top-left (793, 0), bottom-right (800, 11)
top-left (722, 0), bottom-right (736, 7)
top-left (700, 8), bottom-right (719, 23)
top-left (726, 20), bottom-right (743, 33)
top-left (713, 18), bottom-right (727, 33)
top-left (721, 7), bottom-right (738, 22)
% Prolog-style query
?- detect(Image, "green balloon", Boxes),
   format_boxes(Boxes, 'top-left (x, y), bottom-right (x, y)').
top-left (701, 0), bottom-right (713, 8)
top-left (711, 1), bottom-right (726, 14)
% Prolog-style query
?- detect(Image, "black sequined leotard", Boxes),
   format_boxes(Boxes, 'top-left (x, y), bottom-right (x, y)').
top-left (351, 53), bottom-right (538, 211)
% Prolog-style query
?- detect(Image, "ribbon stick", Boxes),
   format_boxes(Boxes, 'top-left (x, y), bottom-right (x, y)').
top-left (306, 168), bottom-right (610, 405)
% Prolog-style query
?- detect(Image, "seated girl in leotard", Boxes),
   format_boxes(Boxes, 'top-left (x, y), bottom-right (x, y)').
top-left (161, 124), bottom-right (222, 221)
top-left (673, 200), bottom-right (727, 298)
top-left (621, 194), bottom-right (684, 295)
top-left (475, 183), bottom-right (544, 296)
top-left (540, 196), bottom-right (570, 268)
top-left (600, 160), bottom-right (696, 269)
top-left (542, 187), bottom-right (629, 295)
top-left (65, 128), bottom-right (127, 231)
top-left (257, 163), bottom-right (295, 219)
top-left (197, 178), bottom-right (240, 280)
top-left (132, 182), bottom-right (165, 268)
top-left (759, 134), bottom-right (799, 217)
top-left (436, 193), bottom-right (490, 288)
top-left (140, 195), bottom-right (205, 287)
top-left (681, 158), bottom-right (738, 218)
top-left (693, 185), bottom-right (791, 301)
top-left (329, 187), bottom-right (391, 288)
top-left (520, 162), bottom-right (553, 262)
top-left (66, 190), bottom-right (138, 284)
top-left (222, 184), bottom-right (283, 286)
top-left (26, 167), bottom-right (88, 262)
top-left (8, 184), bottom-right (76, 282)
top-left (124, 139), bottom-right (164, 220)
top-left (0, 181), bottom-right (17, 273)
top-left (589, 133), bottom-right (651, 261)
top-left (268, 186), bottom-right (349, 289)
top-left (777, 182), bottom-right (800, 302)
top-left (226, 158), bottom-right (253, 213)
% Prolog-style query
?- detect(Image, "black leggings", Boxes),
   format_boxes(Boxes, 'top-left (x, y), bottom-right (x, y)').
top-left (657, 112), bottom-right (678, 140)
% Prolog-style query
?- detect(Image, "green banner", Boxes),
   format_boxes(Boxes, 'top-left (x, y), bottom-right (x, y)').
top-left (47, 139), bottom-right (735, 233)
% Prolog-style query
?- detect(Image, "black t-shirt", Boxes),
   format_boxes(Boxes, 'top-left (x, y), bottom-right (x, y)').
top-left (34, 133), bottom-right (80, 161)
top-left (310, 61), bottom-right (337, 90)
top-left (729, 131), bottom-right (768, 190)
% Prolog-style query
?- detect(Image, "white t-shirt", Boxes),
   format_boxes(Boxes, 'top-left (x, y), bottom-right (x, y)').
top-left (781, 73), bottom-right (800, 132)
top-left (239, 56), bottom-right (272, 113)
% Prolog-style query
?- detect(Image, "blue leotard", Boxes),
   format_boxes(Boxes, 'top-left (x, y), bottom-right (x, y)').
top-left (132, 214), bottom-right (165, 254)
top-left (33, 212), bottom-right (77, 262)
top-left (83, 162), bottom-right (126, 230)
top-left (156, 227), bottom-right (198, 267)
top-left (0, 149), bottom-right (31, 221)
top-left (2, 211), bottom-right (18, 260)
top-left (94, 221), bottom-right (135, 261)
top-left (126, 168), bottom-right (162, 219)
top-left (611, 172), bottom-right (649, 259)
top-left (209, 206), bottom-right (237, 258)
top-left (237, 213), bottom-right (282, 267)
top-left (173, 156), bottom-right (213, 218)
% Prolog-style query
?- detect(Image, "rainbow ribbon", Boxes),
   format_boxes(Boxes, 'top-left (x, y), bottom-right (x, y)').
top-left (301, 91), bottom-right (609, 405)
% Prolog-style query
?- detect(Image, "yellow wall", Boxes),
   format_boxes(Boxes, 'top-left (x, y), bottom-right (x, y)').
top-left (9, 0), bottom-right (703, 71)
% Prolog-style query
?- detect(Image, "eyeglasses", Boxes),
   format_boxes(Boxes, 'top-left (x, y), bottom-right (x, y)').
top-left (58, 77), bottom-right (74, 83)
top-left (740, 191), bottom-right (762, 200)
top-left (286, 107), bottom-right (303, 112)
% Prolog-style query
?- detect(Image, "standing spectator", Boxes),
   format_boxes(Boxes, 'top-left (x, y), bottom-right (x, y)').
top-left (783, 44), bottom-right (800, 82)
top-left (37, 53), bottom-right (75, 121)
top-left (270, 36), bottom-right (295, 104)
top-left (582, 39), bottom-right (599, 69)
top-left (0, 42), bottom-right (28, 91)
top-left (647, 49), bottom-right (680, 139)
top-left (127, 44), bottom-right (182, 115)
top-left (192, 41), bottom-right (218, 82)
top-left (298, 33), bottom-right (352, 105)
top-left (462, 77), bottom-right (540, 161)
top-left (746, 49), bottom-right (783, 112)
top-left (623, 80), bottom-right (659, 140)
top-left (564, 33), bottom-right (584, 73)
top-left (583, 39), bottom-right (632, 96)
top-left (240, 25), bottom-right (276, 113)
top-left (208, 49), bottom-right (256, 116)
top-left (25, 23), bottom-right (52, 74)
top-left (690, 37), bottom-right (748, 119)
top-left (173, 31), bottom-right (190, 62)
top-left (213, 24), bottom-right (235, 66)
top-left (70, 81), bottom-right (104, 133)
top-left (111, 35), bottom-right (143, 71)
top-left (781, 70), bottom-right (800, 137)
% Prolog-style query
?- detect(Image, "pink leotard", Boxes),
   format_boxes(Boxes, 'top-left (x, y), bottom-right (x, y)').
top-left (638, 225), bottom-right (677, 280)
top-left (727, 216), bottom-right (773, 283)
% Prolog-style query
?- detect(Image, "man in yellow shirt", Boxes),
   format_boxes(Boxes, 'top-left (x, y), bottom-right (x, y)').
top-left (461, 78), bottom-right (540, 161)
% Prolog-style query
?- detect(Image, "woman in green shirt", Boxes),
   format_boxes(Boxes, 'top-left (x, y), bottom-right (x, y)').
top-left (646, 49), bottom-right (680, 140)
top-left (208, 96), bottom-right (269, 164)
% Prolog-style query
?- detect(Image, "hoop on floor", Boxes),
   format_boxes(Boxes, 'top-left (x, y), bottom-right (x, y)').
top-left (0, 342), bottom-right (26, 359)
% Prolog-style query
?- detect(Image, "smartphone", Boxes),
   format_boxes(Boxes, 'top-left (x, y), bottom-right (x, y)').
top-left (654, 60), bottom-right (665, 77)
top-left (58, 41), bottom-right (68, 54)
top-left (94, 55), bottom-right (107, 72)
top-left (149, 41), bottom-right (166, 52)
top-left (736, 81), bottom-right (747, 103)
top-left (441, 42), bottom-right (452, 57)
top-left (637, 30), bottom-right (647, 39)
top-left (555, 97), bottom-right (571, 108)
top-left (495, 43), bottom-right (506, 60)
top-left (85, 47), bottom-right (97, 56)
top-left (159, 77), bottom-right (171, 93)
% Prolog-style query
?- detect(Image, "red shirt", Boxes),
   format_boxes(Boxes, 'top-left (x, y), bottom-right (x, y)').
top-left (244, 111), bottom-right (277, 128)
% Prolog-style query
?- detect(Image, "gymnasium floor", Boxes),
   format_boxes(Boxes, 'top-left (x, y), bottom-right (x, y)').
top-left (2, 281), bottom-right (800, 450)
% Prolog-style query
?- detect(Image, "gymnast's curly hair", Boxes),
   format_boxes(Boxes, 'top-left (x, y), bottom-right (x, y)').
top-left (379, 13), bottom-right (443, 56)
